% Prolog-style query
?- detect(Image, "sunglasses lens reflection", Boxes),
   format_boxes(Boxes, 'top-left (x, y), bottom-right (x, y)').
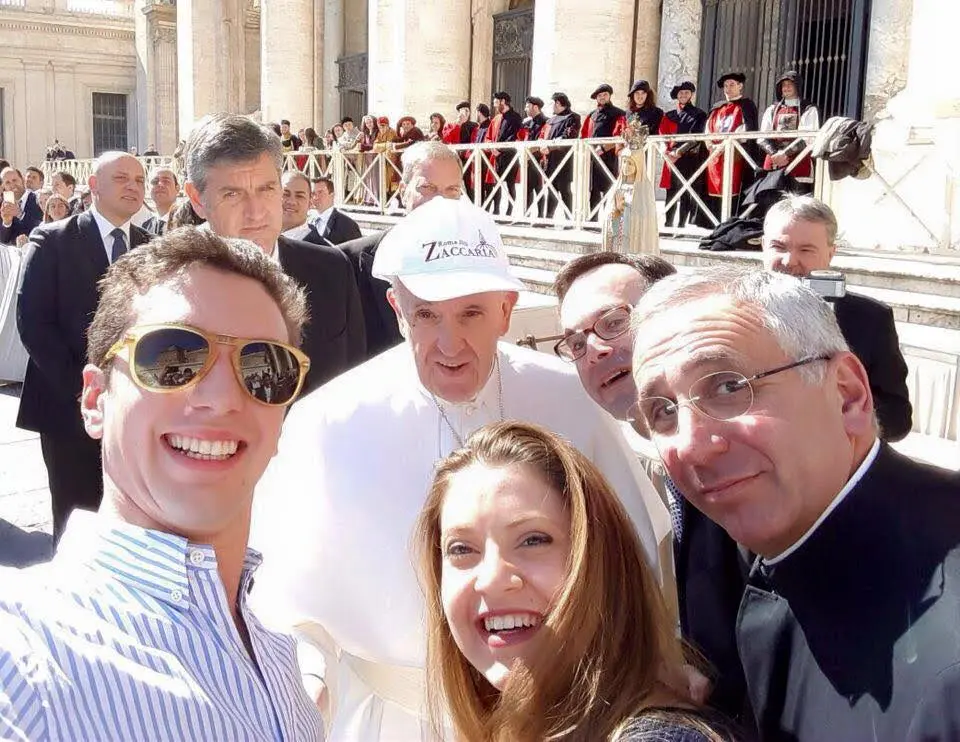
top-left (133, 328), bottom-right (209, 389)
top-left (238, 342), bottom-right (302, 406)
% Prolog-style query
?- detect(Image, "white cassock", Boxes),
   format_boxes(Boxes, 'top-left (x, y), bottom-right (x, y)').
top-left (250, 341), bottom-right (672, 740)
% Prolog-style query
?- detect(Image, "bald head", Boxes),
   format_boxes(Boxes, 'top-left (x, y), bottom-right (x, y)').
top-left (89, 151), bottom-right (145, 226)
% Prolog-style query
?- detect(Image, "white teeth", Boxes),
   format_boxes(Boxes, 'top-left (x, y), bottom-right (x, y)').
top-left (167, 435), bottom-right (240, 460)
top-left (484, 613), bottom-right (540, 633)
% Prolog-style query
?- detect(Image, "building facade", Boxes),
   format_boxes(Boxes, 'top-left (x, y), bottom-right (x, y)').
top-left (0, 0), bottom-right (955, 174)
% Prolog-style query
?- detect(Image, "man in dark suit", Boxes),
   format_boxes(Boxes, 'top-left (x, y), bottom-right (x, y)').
top-left (17, 152), bottom-right (151, 541)
top-left (631, 266), bottom-right (960, 742)
top-left (183, 113), bottom-right (365, 394)
top-left (303, 177), bottom-right (361, 246)
top-left (762, 195), bottom-right (912, 440)
top-left (337, 141), bottom-right (466, 359)
top-left (141, 165), bottom-right (180, 236)
top-left (1, 167), bottom-right (44, 244)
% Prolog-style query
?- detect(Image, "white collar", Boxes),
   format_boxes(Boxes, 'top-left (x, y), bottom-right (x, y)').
top-left (282, 222), bottom-right (311, 241)
top-left (314, 205), bottom-right (334, 223)
top-left (89, 204), bottom-right (132, 244)
top-left (765, 438), bottom-right (881, 566)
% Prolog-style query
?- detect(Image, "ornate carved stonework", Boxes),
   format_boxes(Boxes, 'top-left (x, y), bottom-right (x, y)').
top-left (337, 53), bottom-right (368, 91)
top-left (492, 9), bottom-right (533, 59)
top-left (0, 17), bottom-right (134, 41)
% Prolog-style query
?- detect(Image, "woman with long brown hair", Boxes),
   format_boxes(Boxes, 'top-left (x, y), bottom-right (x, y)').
top-left (627, 80), bottom-right (664, 135)
top-left (415, 420), bottom-right (737, 741)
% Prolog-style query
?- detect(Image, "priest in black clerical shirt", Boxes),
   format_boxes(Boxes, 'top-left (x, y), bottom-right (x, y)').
top-left (630, 266), bottom-right (960, 742)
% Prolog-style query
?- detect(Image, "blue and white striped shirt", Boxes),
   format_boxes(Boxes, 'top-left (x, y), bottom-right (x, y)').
top-left (0, 511), bottom-right (324, 741)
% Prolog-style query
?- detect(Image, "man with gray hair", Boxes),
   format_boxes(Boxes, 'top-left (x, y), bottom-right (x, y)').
top-left (761, 194), bottom-right (911, 440)
top-left (17, 151), bottom-right (151, 540)
top-left (251, 197), bottom-right (671, 740)
top-left (338, 139), bottom-right (466, 358)
top-left (183, 112), bottom-right (365, 393)
top-left (630, 266), bottom-right (960, 741)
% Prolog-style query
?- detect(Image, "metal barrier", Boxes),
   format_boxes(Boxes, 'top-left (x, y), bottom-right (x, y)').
top-left (37, 132), bottom-right (829, 239)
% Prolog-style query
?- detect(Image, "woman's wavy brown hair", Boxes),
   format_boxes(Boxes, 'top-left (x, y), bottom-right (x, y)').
top-left (415, 420), bottom-right (688, 741)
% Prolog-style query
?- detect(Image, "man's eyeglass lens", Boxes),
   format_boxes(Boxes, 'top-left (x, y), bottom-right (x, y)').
top-left (631, 371), bottom-right (753, 436)
top-left (555, 306), bottom-right (632, 361)
top-left (131, 327), bottom-right (304, 406)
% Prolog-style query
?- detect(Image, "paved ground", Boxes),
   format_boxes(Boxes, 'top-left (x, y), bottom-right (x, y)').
top-left (0, 383), bottom-right (53, 567)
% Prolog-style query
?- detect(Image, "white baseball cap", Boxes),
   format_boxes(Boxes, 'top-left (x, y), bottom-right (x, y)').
top-left (372, 197), bottom-right (524, 302)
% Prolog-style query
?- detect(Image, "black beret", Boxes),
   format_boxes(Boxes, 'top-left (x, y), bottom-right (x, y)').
top-left (525, 96), bottom-right (545, 108)
top-left (493, 91), bottom-right (511, 103)
top-left (455, 100), bottom-right (471, 111)
top-left (716, 72), bottom-right (747, 88)
top-left (670, 81), bottom-right (696, 99)
top-left (628, 80), bottom-right (652, 97)
top-left (551, 92), bottom-right (571, 107)
top-left (590, 83), bottom-right (614, 99)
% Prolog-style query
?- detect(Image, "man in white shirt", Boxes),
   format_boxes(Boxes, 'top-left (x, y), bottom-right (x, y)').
top-left (301, 176), bottom-right (361, 246)
top-left (281, 170), bottom-right (313, 241)
top-left (250, 197), bottom-right (672, 740)
top-left (0, 167), bottom-right (43, 244)
top-left (16, 152), bottom-right (152, 540)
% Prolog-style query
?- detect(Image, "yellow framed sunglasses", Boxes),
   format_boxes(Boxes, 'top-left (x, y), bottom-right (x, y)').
top-left (104, 323), bottom-right (311, 407)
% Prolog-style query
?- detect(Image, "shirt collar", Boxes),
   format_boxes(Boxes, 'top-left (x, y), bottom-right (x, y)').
top-left (55, 510), bottom-right (263, 609)
top-left (89, 203), bottom-right (132, 245)
top-left (311, 205), bottom-right (334, 226)
top-left (764, 438), bottom-right (881, 566)
top-left (417, 345), bottom-right (503, 415)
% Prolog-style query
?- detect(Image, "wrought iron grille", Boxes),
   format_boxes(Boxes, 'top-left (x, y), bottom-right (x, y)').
top-left (698, 0), bottom-right (870, 120)
top-left (337, 53), bottom-right (368, 125)
top-left (92, 92), bottom-right (128, 156)
top-left (492, 8), bottom-right (533, 104)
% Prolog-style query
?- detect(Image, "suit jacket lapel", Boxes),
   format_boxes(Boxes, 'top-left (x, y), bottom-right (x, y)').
top-left (79, 211), bottom-right (109, 274)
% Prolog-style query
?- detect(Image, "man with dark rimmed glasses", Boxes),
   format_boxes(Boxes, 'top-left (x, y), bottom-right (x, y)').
top-left (0, 228), bottom-right (325, 741)
top-left (631, 265), bottom-right (960, 742)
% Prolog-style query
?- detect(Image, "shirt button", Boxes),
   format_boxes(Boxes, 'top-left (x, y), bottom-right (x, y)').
top-left (189, 549), bottom-right (205, 566)
top-left (170, 588), bottom-right (184, 603)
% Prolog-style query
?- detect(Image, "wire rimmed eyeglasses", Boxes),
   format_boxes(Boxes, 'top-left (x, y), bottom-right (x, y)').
top-left (628, 355), bottom-right (831, 437)
top-left (554, 305), bottom-right (632, 362)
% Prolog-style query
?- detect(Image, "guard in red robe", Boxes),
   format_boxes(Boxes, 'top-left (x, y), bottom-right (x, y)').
top-left (758, 71), bottom-right (820, 191)
top-left (705, 72), bottom-right (759, 222)
top-left (484, 91), bottom-right (523, 215)
top-left (659, 81), bottom-right (709, 228)
top-left (580, 83), bottom-right (627, 214)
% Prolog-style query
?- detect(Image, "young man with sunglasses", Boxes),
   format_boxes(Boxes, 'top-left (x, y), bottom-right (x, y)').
top-left (0, 229), bottom-right (324, 741)
top-left (631, 266), bottom-right (960, 742)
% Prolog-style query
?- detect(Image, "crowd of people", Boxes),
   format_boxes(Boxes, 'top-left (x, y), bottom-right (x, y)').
top-left (0, 103), bottom-right (956, 742)
top-left (270, 68), bottom-right (820, 225)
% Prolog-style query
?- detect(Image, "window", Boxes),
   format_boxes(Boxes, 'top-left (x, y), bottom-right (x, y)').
top-left (92, 92), bottom-right (128, 155)
top-left (699, 0), bottom-right (871, 120)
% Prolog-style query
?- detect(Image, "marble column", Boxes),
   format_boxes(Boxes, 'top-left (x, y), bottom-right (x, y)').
top-left (861, 0), bottom-right (913, 121)
top-left (260, 0), bottom-right (314, 128)
top-left (177, 0), bottom-right (246, 136)
top-left (656, 0), bottom-right (701, 108)
top-left (531, 0), bottom-right (635, 111)
top-left (632, 0), bottom-right (661, 90)
top-left (22, 61), bottom-right (49, 163)
top-left (245, 2), bottom-right (262, 115)
top-left (368, 0), bottom-right (471, 122)
top-left (320, 0), bottom-right (343, 129)
top-left (136, 1), bottom-right (178, 154)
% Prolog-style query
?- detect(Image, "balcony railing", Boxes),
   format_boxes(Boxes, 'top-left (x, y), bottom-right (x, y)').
top-left (38, 132), bottom-right (958, 252)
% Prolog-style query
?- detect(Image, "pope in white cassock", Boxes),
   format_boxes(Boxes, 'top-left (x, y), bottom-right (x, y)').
top-left (250, 197), bottom-right (672, 740)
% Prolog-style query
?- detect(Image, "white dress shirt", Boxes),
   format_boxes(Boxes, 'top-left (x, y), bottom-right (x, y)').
top-left (89, 205), bottom-right (132, 264)
top-left (282, 222), bottom-right (312, 242)
top-left (310, 205), bottom-right (334, 237)
top-left (0, 511), bottom-right (325, 741)
top-left (250, 341), bottom-right (671, 740)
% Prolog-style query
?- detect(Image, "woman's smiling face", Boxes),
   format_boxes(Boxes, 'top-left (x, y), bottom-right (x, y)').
top-left (439, 462), bottom-right (570, 690)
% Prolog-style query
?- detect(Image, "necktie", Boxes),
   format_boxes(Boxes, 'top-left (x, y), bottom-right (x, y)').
top-left (110, 227), bottom-right (126, 263)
